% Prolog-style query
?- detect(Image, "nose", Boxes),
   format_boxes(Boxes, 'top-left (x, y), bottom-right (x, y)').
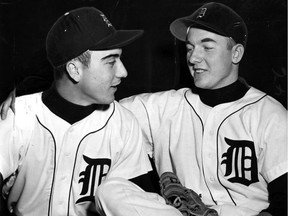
top-left (187, 48), bottom-right (203, 65)
top-left (116, 60), bottom-right (128, 78)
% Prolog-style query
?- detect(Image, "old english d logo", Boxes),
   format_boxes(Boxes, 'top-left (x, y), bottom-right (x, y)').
top-left (221, 137), bottom-right (259, 186)
top-left (100, 14), bottom-right (112, 27)
top-left (197, 8), bottom-right (207, 18)
top-left (76, 155), bottom-right (111, 204)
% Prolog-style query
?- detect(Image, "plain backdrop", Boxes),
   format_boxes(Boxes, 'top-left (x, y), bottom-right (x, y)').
top-left (0, 0), bottom-right (286, 107)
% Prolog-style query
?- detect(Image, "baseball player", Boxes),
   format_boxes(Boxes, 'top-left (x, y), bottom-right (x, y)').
top-left (118, 2), bottom-right (286, 216)
top-left (0, 7), bottom-right (183, 216)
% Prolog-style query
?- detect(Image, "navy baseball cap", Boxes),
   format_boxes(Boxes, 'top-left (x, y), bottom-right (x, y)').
top-left (170, 2), bottom-right (248, 47)
top-left (46, 7), bottom-right (144, 68)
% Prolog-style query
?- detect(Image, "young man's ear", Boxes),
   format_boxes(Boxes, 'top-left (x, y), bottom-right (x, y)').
top-left (66, 61), bottom-right (82, 82)
top-left (232, 44), bottom-right (245, 64)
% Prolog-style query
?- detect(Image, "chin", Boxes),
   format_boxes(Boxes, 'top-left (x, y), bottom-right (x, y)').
top-left (91, 96), bottom-right (114, 105)
top-left (103, 96), bottom-right (115, 105)
top-left (194, 81), bottom-right (207, 89)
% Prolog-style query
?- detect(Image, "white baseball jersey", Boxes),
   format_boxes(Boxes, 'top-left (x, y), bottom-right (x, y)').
top-left (120, 87), bottom-right (288, 216)
top-left (0, 92), bottom-right (152, 216)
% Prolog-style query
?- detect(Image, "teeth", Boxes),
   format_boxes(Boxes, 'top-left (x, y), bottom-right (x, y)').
top-left (195, 69), bottom-right (204, 73)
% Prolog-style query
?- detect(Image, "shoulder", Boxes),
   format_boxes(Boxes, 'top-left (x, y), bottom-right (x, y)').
top-left (15, 92), bottom-right (43, 113)
top-left (119, 88), bottom-right (191, 119)
top-left (113, 101), bottom-right (136, 118)
top-left (243, 87), bottom-right (286, 113)
top-left (120, 88), bottom-right (190, 107)
top-left (110, 101), bottom-right (141, 127)
top-left (14, 92), bottom-right (43, 128)
top-left (238, 88), bottom-right (287, 128)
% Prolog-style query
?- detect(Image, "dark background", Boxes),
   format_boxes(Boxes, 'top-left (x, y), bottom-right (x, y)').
top-left (0, 0), bottom-right (287, 107)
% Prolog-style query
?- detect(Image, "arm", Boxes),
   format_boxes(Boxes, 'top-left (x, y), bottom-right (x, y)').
top-left (106, 103), bottom-right (153, 181)
top-left (256, 98), bottom-right (288, 216)
top-left (120, 92), bottom-right (181, 192)
top-left (0, 88), bottom-right (16, 120)
top-left (129, 156), bottom-right (160, 194)
top-left (0, 91), bottom-right (13, 213)
top-left (0, 173), bottom-right (4, 215)
top-left (0, 173), bottom-right (16, 216)
top-left (258, 173), bottom-right (287, 216)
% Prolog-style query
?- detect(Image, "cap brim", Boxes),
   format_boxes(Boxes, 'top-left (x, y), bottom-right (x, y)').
top-left (170, 17), bottom-right (227, 42)
top-left (170, 18), bottom-right (191, 42)
top-left (90, 30), bottom-right (144, 50)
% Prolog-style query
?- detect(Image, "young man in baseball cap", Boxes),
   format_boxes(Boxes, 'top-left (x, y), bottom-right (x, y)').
top-left (118, 2), bottom-right (286, 216)
top-left (0, 7), bottom-right (182, 216)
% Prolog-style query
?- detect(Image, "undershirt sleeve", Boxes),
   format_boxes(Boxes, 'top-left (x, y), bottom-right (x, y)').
top-left (261, 173), bottom-right (287, 215)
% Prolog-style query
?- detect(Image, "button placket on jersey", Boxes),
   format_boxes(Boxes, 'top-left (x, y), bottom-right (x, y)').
top-left (52, 127), bottom-right (78, 214)
top-left (202, 110), bottom-right (220, 191)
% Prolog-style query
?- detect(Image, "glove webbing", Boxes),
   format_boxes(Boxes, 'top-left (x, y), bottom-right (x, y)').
top-left (159, 172), bottom-right (218, 216)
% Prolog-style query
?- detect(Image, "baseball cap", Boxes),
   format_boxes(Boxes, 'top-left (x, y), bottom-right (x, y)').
top-left (46, 7), bottom-right (144, 68)
top-left (170, 2), bottom-right (248, 47)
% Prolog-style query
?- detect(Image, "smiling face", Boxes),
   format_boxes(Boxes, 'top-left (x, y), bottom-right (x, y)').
top-left (186, 28), bottom-right (239, 89)
top-left (75, 48), bottom-right (127, 105)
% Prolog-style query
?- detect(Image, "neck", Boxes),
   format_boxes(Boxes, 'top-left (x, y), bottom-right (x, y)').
top-left (192, 78), bottom-right (250, 107)
top-left (42, 82), bottom-right (107, 124)
top-left (55, 79), bottom-right (90, 106)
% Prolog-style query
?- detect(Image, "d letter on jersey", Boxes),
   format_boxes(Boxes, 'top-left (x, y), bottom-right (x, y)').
top-left (221, 137), bottom-right (259, 186)
top-left (76, 155), bottom-right (111, 204)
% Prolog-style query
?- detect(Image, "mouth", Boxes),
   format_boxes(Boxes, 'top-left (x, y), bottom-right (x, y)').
top-left (194, 68), bottom-right (206, 74)
top-left (113, 81), bottom-right (121, 86)
top-left (111, 82), bottom-right (121, 90)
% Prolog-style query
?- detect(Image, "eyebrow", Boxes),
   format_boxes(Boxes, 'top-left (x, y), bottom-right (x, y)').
top-left (186, 37), bottom-right (217, 45)
top-left (201, 38), bottom-right (216, 43)
top-left (101, 53), bottom-right (120, 61)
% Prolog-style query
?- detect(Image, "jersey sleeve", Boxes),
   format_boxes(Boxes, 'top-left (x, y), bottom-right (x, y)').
top-left (0, 95), bottom-right (36, 180)
top-left (107, 108), bottom-right (152, 180)
top-left (120, 90), bottom-right (183, 158)
top-left (257, 97), bottom-right (288, 183)
top-left (0, 108), bottom-right (20, 179)
top-left (109, 104), bottom-right (152, 179)
top-left (120, 94), bottom-right (156, 157)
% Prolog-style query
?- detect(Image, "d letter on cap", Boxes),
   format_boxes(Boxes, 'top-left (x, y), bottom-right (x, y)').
top-left (100, 14), bottom-right (112, 27)
top-left (197, 8), bottom-right (207, 19)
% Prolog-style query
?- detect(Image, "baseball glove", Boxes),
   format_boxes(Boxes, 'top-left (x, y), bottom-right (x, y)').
top-left (159, 172), bottom-right (218, 216)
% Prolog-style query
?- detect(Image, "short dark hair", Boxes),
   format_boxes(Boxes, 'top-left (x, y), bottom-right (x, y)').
top-left (227, 37), bottom-right (236, 50)
top-left (53, 50), bottom-right (91, 80)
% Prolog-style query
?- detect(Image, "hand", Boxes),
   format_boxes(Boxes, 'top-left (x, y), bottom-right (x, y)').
top-left (0, 88), bottom-right (16, 120)
top-left (0, 173), bottom-right (5, 215)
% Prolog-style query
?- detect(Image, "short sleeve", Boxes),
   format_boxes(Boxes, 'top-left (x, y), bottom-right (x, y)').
top-left (0, 109), bottom-right (19, 179)
top-left (106, 107), bottom-right (152, 180)
top-left (258, 97), bottom-right (288, 182)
